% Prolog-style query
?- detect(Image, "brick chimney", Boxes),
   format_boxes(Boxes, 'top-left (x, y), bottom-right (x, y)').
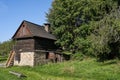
top-left (44, 23), bottom-right (50, 33)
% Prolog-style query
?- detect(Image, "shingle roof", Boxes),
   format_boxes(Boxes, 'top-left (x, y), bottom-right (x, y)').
top-left (12, 20), bottom-right (57, 40)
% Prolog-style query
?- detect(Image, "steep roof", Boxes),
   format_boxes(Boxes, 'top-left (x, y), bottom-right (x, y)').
top-left (12, 20), bottom-right (56, 40)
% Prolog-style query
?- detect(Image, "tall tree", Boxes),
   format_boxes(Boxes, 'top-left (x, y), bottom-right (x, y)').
top-left (90, 8), bottom-right (120, 60)
top-left (47, 0), bottom-right (117, 55)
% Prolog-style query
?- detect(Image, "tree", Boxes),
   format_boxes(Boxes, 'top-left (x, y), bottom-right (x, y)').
top-left (90, 8), bottom-right (120, 60)
top-left (0, 40), bottom-right (15, 56)
top-left (47, 0), bottom-right (117, 56)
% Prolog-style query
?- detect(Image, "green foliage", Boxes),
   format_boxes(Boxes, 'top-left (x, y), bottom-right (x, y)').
top-left (0, 56), bottom-right (7, 62)
top-left (90, 8), bottom-right (120, 60)
top-left (71, 52), bottom-right (85, 61)
top-left (47, 0), bottom-right (120, 61)
top-left (63, 51), bottom-right (72, 55)
top-left (0, 40), bottom-right (15, 57)
top-left (47, 0), bottom-right (117, 54)
top-left (1, 59), bottom-right (120, 80)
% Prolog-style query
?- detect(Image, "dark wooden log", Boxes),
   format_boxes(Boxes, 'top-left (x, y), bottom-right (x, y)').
top-left (9, 71), bottom-right (26, 78)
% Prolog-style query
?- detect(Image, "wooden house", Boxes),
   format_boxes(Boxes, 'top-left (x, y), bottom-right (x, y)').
top-left (10, 20), bottom-right (64, 66)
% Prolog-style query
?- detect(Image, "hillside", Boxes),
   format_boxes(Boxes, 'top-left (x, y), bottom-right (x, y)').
top-left (0, 59), bottom-right (120, 80)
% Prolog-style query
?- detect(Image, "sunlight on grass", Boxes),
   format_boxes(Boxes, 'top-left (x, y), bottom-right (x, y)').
top-left (0, 59), bottom-right (120, 80)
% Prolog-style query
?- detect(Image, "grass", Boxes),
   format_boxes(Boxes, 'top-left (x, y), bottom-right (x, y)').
top-left (0, 56), bottom-right (7, 62)
top-left (0, 58), bottom-right (120, 80)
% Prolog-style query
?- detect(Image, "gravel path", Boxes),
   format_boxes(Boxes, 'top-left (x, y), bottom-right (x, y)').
top-left (0, 62), bottom-right (5, 67)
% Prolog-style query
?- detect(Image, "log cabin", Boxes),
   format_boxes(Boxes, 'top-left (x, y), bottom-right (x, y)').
top-left (11, 20), bottom-right (64, 66)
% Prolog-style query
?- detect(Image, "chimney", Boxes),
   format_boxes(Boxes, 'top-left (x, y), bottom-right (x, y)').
top-left (44, 23), bottom-right (50, 33)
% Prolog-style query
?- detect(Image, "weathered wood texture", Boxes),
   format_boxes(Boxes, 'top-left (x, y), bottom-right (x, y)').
top-left (47, 52), bottom-right (64, 62)
top-left (11, 20), bottom-right (64, 66)
top-left (34, 37), bottom-right (57, 50)
top-left (6, 51), bottom-right (15, 67)
top-left (34, 51), bottom-right (64, 65)
top-left (9, 71), bottom-right (26, 78)
top-left (13, 23), bottom-right (32, 39)
top-left (14, 38), bottom-right (34, 52)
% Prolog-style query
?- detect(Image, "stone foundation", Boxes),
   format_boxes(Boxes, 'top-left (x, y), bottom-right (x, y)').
top-left (14, 51), bottom-right (65, 66)
top-left (34, 51), bottom-right (47, 65)
top-left (14, 52), bottom-right (34, 66)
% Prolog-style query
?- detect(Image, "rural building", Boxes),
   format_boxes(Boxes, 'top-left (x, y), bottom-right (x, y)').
top-left (7, 20), bottom-right (65, 67)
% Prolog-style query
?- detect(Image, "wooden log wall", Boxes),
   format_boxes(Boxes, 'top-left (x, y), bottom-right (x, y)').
top-left (14, 38), bottom-right (35, 52)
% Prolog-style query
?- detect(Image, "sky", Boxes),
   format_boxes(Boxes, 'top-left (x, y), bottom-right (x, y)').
top-left (0, 0), bottom-right (53, 42)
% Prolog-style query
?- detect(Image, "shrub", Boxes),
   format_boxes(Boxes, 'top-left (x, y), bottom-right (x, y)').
top-left (71, 52), bottom-right (85, 61)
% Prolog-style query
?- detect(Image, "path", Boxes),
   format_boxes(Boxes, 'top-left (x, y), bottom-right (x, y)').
top-left (0, 62), bottom-right (5, 67)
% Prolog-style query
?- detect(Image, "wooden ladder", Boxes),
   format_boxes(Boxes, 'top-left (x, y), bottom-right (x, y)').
top-left (6, 51), bottom-right (15, 67)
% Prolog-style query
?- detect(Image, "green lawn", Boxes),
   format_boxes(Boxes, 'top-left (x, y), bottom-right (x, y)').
top-left (0, 59), bottom-right (120, 80)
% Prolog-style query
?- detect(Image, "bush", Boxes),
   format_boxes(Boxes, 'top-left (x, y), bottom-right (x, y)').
top-left (71, 52), bottom-right (85, 61)
top-left (0, 56), bottom-right (7, 62)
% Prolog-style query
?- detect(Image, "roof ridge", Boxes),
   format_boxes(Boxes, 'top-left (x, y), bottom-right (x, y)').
top-left (23, 20), bottom-right (42, 27)
top-left (12, 20), bottom-right (57, 40)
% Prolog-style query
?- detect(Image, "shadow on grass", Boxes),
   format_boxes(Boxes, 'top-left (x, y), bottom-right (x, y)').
top-left (99, 60), bottom-right (117, 66)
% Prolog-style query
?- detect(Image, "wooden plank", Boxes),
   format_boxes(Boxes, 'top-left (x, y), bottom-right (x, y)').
top-left (9, 71), bottom-right (26, 78)
top-left (6, 51), bottom-right (15, 67)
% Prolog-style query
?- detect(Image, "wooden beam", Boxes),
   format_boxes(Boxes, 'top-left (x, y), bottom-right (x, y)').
top-left (9, 71), bottom-right (26, 78)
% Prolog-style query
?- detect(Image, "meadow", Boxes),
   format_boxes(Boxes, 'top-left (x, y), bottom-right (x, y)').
top-left (0, 58), bottom-right (120, 80)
